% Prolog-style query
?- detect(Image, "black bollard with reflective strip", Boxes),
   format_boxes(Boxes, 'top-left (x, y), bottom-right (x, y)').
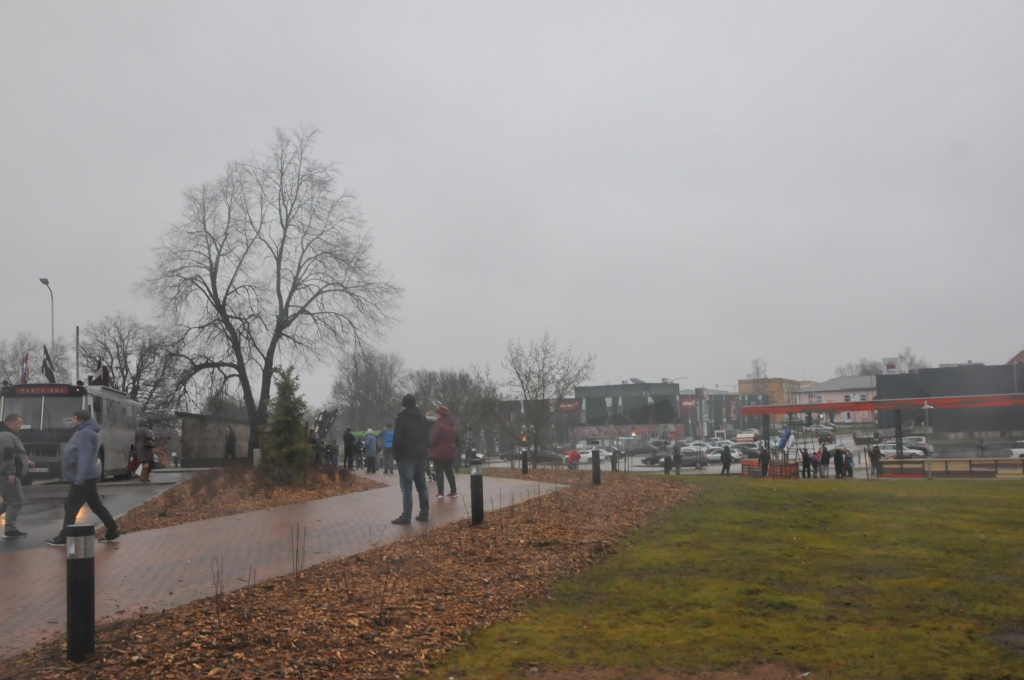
top-left (521, 448), bottom-right (529, 475)
top-left (469, 454), bottom-right (485, 525)
top-left (66, 524), bottom-right (95, 662)
top-left (592, 449), bottom-right (601, 485)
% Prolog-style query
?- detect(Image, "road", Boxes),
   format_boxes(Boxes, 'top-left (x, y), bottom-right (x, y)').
top-left (0, 470), bottom-right (196, 553)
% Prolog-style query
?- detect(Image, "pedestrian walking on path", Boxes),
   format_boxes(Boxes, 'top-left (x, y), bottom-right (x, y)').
top-left (363, 429), bottom-right (378, 473)
top-left (391, 394), bottom-right (430, 524)
top-left (0, 413), bottom-right (34, 539)
top-left (428, 405), bottom-right (458, 499)
top-left (46, 410), bottom-right (119, 546)
top-left (135, 419), bottom-right (156, 483)
top-left (759, 445), bottom-right (771, 478)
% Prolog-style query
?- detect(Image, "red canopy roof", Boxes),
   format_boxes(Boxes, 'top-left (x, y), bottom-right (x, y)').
top-left (741, 393), bottom-right (1024, 416)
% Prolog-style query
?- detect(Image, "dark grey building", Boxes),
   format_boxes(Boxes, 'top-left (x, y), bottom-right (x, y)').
top-left (876, 363), bottom-right (1024, 435)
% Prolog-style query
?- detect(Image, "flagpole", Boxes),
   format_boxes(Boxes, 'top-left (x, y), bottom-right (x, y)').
top-left (76, 326), bottom-right (80, 383)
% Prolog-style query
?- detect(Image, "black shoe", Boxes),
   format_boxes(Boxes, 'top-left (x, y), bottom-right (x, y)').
top-left (391, 517), bottom-right (411, 525)
top-left (99, 531), bottom-right (120, 542)
top-left (45, 536), bottom-right (66, 547)
top-left (3, 530), bottom-right (27, 539)
top-left (414, 514), bottom-right (429, 522)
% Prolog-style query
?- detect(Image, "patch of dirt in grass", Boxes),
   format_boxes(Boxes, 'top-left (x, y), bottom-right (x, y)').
top-left (525, 664), bottom-right (802, 679)
top-left (115, 463), bottom-right (384, 534)
top-left (4, 470), bottom-right (697, 679)
top-left (991, 631), bottom-right (1024, 654)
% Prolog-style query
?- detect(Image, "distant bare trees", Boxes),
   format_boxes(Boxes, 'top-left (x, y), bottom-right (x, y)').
top-left (482, 333), bottom-right (595, 459)
top-left (834, 347), bottom-right (930, 377)
top-left (329, 347), bottom-right (406, 430)
top-left (0, 333), bottom-right (72, 384)
top-left (406, 369), bottom-right (492, 429)
top-left (747, 359), bottom-right (768, 380)
top-left (80, 314), bottom-right (183, 428)
top-left (144, 126), bottom-right (400, 455)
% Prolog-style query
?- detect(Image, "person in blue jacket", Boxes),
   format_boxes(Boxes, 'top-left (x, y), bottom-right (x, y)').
top-left (46, 410), bottom-right (119, 546)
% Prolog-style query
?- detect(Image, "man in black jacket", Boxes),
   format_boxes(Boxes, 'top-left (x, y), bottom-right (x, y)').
top-left (342, 428), bottom-right (355, 470)
top-left (391, 394), bottom-right (431, 524)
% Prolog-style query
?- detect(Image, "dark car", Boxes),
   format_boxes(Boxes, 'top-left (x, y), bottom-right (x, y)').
top-left (817, 432), bottom-right (835, 444)
top-left (628, 443), bottom-right (660, 457)
top-left (643, 447), bottom-right (707, 469)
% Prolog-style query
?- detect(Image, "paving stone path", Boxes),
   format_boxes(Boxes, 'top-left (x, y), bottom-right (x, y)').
top-left (0, 471), bottom-right (559, 658)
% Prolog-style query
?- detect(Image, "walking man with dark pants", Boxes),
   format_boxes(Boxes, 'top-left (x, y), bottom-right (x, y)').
top-left (720, 445), bottom-right (732, 476)
top-left (391, 394), bottom-right (430, 525)
top-left (0, 413), bottom-right (34, 539)
top-left (47, 410), bottom-right (119, 545)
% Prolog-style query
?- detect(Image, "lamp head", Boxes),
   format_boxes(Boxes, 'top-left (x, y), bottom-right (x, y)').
top-left (39, 278), bottom-right (49, 286)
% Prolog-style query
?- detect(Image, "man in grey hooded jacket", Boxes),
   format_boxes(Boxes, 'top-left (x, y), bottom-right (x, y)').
top-left (0, 413), bottom-right (34, 538)
top-left (46, 410), bottom-right (119, 546)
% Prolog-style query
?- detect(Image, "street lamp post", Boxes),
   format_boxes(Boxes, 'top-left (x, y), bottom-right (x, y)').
top-left (39, 278), bottom-right (53, 348)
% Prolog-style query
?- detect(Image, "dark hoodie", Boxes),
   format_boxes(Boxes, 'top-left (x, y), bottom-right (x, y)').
top-left (428, 414), bottom-right (458, 461)
top-left (392, 406), bottom-right (429, 462)
top-left (63, 418), bottom-right (102, 484)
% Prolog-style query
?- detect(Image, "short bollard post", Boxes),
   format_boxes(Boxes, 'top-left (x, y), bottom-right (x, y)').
top-left (470, 454), bottom-right (484, 525)
top-left (521, 448), bottom-right (529, 475)
top-left (65, 524), bottom-right (95, 662)
top-left (592, 449), bottom-right (601, 485)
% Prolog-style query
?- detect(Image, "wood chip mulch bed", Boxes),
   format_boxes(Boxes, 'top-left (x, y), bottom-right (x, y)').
top-left (116, 465), bottom-right (385, 534)
top-left (4, 469), bottom-right (698, 680)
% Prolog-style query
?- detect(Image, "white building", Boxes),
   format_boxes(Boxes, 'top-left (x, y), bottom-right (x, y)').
top-left (794, 375), bottom-right (877, 424)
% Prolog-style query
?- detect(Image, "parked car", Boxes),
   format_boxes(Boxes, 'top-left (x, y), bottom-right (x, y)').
top-left (817, 432), bottom-right (835, 444)
top-left (628, 443), bottom-right (660, 457)
top-left (643, 448), bottom-right (708, 469)
top-left (1012, 441), bottom-right (1024, 458)
top-left (877, 442), bottom-right (926, 459)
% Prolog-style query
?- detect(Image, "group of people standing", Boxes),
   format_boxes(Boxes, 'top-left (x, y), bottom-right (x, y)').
top-left (340, 425), bottom-right (396, 473)
top-left (800, 445), bottom-right (855, 479)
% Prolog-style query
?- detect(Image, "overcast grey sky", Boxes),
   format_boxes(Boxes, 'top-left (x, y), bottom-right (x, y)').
top-left (1, 1), bottom-right (1022, 403)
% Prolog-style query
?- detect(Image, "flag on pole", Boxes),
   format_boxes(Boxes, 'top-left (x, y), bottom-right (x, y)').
top-left (88, 358), bottom-right (111, 386)
top-left (41, 346), bottom-right (57, 384)
top-left (20, 353), bottom-right (30, 384)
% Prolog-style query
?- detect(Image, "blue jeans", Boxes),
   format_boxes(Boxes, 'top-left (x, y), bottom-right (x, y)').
top-left (397, 458), bottom-right (429, 520)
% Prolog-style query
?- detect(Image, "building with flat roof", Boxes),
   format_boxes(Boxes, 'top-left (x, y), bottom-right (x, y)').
top-left (737, 377), bottom-right (814, 423)
top-left (794, 375), bottom-right (877, 425)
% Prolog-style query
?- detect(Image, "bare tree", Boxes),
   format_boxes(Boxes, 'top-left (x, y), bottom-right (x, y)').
top-left (747, 358), bottom-right (768, 380)
top-left (80, 314), bottom-right (184, 429)
top-left (406, 368), bottom-right (490, 429)
top-left (483, 333), bottom-right (595, 460)
top-left (899, 346), bottom-right (930, 371)
top-left (144, 126), bottom-right (400, 455)
top-left (329, 346), bottom-right (405, 430)
top-left (0, 333), bottom-right (72, 384)
top-left (834, 358), bottom-right (885, 377)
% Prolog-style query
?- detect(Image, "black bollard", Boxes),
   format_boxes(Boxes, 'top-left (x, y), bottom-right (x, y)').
top-left (521, 448), bottom-right (529, 475)
top-left (65, 524), bottom-right (95, 662)
top-left (592, 449), bottom-right (601, 485)
top-left (470, 455), bottom-right (484, 525)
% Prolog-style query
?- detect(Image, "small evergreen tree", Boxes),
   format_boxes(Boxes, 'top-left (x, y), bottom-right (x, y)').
top-left (260, 367), bottom-right (311, 484)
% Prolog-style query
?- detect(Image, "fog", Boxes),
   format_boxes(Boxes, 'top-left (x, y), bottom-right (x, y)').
top-left (1, 1), bottom-right (1022, 402)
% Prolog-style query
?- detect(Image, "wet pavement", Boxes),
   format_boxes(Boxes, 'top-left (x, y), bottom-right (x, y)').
top-left (0, 470), bottom-right (559, 659)
top-left (0, 469), bottom-right (199, 553)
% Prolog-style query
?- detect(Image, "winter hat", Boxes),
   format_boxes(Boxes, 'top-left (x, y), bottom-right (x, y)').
top-left (402, 394), bottom-right (416, 408)
top-left (436, 405), bottom-right (450, 416)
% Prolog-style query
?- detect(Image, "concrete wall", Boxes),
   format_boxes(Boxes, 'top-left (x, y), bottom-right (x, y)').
top-left (178, 412), bottom-right (251, 464)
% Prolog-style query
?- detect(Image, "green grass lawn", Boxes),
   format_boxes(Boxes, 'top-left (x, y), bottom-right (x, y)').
top-left (434, 476), bottom-right (1024, 679)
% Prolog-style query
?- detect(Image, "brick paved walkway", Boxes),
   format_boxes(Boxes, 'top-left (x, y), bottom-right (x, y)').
top-left (0, 471), bottom-right (559, 659)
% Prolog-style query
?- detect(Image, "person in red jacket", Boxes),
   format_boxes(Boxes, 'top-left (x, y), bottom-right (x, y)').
top-left (566, 447), bottom-right (581, 470)
top-left (428, 405), bottom-right (459, 499)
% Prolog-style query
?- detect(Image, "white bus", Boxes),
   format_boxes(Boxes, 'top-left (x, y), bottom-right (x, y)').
top-left (0, 383), bottom-right (142, 483)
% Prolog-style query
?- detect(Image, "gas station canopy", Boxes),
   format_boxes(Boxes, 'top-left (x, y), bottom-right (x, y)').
top-left (741, 393), bottom-right (1024, 416)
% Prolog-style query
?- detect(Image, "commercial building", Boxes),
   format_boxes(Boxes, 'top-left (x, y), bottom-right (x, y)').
top-left (794, 375), bottom-right (877, 425)
top-left (875, 362), bottom-right (1024, 436)
top-left (737, 377), bottom-right (814, 423)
